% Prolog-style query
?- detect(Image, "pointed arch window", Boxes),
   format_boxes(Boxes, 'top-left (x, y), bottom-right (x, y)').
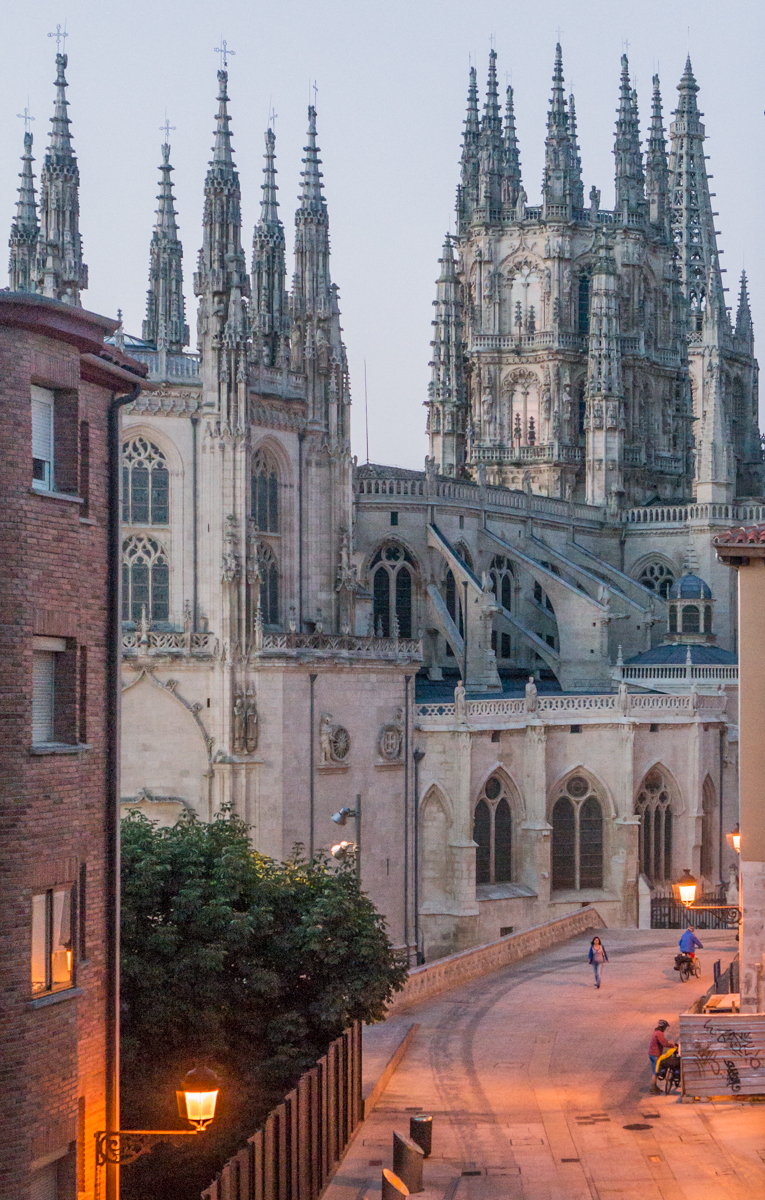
top-left (638, 561), bottom-right (675, 599)
top-left (578, 276), bottom-right (590, 334)
top-left (122, 437), bottom-right (169, 525)
top-left (371, 544), bottom-right (415, 637)
top-left (256, 542), bottom-right (279, 627)
top-left (551, 775), bottom-right (603, 891)
top-left (444, 568), bottom-right (463, 656)
top-left (122, 536), bottom-right (169, 624)
top-left (473, 775), bottom-right (513, 886)
top-left (489, 555), bottom-right (514, 612)
top-left (636, 769), bottom-right (675, 883)
top-left (251, 450), bottom-right (279, 533)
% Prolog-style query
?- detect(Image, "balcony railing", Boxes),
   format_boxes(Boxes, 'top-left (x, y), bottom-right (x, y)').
top-left (416, 690), bottom-right (728, 723)
top-left (122, 629), bottom-right (218, 656)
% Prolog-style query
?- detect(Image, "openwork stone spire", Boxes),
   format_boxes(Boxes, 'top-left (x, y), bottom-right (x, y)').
top-left (428, 234), bottom-right (467, 476)
top-left (735, 271), bottom-right (753, 346)
top-left (194, 68), bottom-right (250, 416)
top-left (669, 56), bottom-right (726, 331)
top-left (35, 52), bottom-right (87, 304)
top-left (542, 44), bottom-right (577, 219)
top-left (9, 130), bottom-right (38, 292)
top-left (502, 84), bottom-right (522, 209)
top-left (568, 92), bottom-right (584, 211)
top-left (457, 66), bottom-right (480, 231)
top-left (614, 55), bottom-right (646, 217)
top-left (476, 50), bottom-right (504, 222)
top-left (645, 74), bottom-right (669, 230)
top-left (252, 127), bottom-right (289, 367)
top-left (143, 142), bottom-right (188, 352)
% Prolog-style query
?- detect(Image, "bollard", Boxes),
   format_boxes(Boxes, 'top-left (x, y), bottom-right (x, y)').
top-left (409, 1114), bottom-right (433, 1158)
top-left (381, 1168), bottom-right (409, 1198)
top-left (392, 1131), bottom-right (424, 1194)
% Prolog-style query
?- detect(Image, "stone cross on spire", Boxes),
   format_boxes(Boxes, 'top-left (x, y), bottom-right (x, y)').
top-left (47, 23), bottom-right (68, 52)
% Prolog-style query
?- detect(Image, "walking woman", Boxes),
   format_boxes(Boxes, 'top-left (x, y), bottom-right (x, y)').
top-left (588, 936), bottom-right (608, 988)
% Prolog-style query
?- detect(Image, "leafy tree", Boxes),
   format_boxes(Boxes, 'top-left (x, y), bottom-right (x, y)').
top-left (120, 808), bottom-right (406, 1200)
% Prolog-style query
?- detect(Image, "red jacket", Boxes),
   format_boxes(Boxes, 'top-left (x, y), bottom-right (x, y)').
top-left (649, 1031), bottom-right (673, 1056)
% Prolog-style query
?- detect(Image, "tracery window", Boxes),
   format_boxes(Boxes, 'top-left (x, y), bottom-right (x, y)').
top-left (489, 555), bottom-right (514, 612)
top-left (122, 437), bottom-right (169, 525)
top-left (636, 769), bottom-right (674, 883)
top-left (638, 561), bottom-right (675, 599)
top-left (122, 536), bottom-right (169, 623)
top-left (256, 542), bottom-right (279, 627)
top-left (578, 276), bottom-right (591, 335)
top-left (551, 775), bottom-right (604, 891)
top-left (251, 450), bottom-right (279, 533)
top-left (370, 544), bottom-right (414, 638)
top-left (473, 775), bottom-right (513, 886)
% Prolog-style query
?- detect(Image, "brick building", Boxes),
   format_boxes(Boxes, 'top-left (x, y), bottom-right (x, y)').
top-left (0, 291), bottom-right (147, 1199)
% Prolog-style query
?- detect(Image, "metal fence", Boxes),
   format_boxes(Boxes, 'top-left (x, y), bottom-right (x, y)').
top-left (651, 888), bottom-right (734, 930)
top-left (202, 1023), bottom-right (363, 1200)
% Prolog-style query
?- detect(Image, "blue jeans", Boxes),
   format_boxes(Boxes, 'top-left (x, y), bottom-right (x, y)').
top-left (592, 962), bottom-right (602, 986)
top-left (649, 1055), bottom-right (658, 1073)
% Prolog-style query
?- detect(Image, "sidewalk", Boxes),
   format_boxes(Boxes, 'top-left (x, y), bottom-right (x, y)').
top-left (325, 929), bottom-right (765, 1199)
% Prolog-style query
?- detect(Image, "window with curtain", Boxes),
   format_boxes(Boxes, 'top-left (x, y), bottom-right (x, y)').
top-left (122, 536), bottom-right (169, 623)
top-left (473, 775), bottom-right (514, 887)
top-left (551, 775), bottom-right (604, 891)
top-left (251, 449), bottom-right (279, 533)
top-left (370, 544), bottom-right (415, 637)
top-left (122, 437), bottom-right (169, 525)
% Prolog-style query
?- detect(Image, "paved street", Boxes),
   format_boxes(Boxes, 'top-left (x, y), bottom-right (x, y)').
top-left (324, 929), bottom-right (765, 1199)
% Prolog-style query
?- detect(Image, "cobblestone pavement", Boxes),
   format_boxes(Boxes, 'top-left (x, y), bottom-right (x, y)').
top-left (323, 929), bottom-right (765, 1199)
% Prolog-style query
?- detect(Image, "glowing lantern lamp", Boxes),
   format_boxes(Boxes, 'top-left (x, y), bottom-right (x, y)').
top-left (676, 869), bottom-right (698, 907)
top-left (177, 1066), bottom-right (222, 1131)
top-left (732, 825), bottom-right (741, 853)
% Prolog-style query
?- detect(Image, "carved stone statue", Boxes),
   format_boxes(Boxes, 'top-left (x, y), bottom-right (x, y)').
top-left (524, 676), bottom-right (538, 712)
top-left (454, 682), bottom-right (467, 721)
top-left (233, 695), bottom-right (246, 752)
top-left (618, 681), bottom-right (629, 715)
top-left (320, 712), bottom-right (334, 764)
top-left (245, 697), bottom-right (259, 753)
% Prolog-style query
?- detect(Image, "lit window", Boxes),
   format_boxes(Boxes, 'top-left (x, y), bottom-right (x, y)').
top-left (31, 385), bottom-right (55, 491)
top-left (31, 886), bottom-right (74, 996)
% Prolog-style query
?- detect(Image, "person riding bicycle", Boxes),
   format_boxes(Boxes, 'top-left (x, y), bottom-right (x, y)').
top-left (678, 926), bottom-right (703, 957)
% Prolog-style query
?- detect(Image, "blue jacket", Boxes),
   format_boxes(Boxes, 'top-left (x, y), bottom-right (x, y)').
top-left (679, 930), bottom-right (703, 953)
top-left (588, 944), bottom-right (608, 963)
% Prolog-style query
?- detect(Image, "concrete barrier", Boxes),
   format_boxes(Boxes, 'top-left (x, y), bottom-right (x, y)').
top-left (387, 907), bottom-right (606, 1014)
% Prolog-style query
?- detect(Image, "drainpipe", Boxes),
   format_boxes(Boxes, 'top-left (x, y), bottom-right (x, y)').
top-left (718, 726), bottom-right (725, 889)
top-left (309, 672), bottom-right (317, 861)
top-left (462, 580), bottom-right (468, 684)
top-left (106, 382), bottom-right (141, 1200)
top-left (191, 414), bottom-right (199, 630)
top-left (404, 675), bottom-right (412, 963)
top-left (298, 431), bottom-right (304, 629)
top-left (413, 748), bottom-right (425, 964)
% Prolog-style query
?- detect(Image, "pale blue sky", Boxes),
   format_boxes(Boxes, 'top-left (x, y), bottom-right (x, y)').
top-left (1, 0), bottom-right (762, 469)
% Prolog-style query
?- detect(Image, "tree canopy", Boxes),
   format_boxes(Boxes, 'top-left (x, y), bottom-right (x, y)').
top-left (120, 808), bottom-right (406, 1199)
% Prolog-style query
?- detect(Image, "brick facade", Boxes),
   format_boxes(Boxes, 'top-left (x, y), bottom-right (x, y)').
top-left (0, 294), bottom-right (147, 1200)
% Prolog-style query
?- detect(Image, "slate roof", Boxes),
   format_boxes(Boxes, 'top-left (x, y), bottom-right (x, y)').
top-left (625, 642), bottom-right (737, 666)
top-left (668, 572), bottom-right (712, 600)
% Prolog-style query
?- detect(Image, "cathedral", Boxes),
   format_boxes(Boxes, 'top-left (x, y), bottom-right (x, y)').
top-left (9, 43), bottom-right (758, 959)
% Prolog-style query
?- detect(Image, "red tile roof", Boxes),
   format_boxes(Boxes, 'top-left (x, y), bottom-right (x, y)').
top-left (714, 524), bottom-right (765, 546)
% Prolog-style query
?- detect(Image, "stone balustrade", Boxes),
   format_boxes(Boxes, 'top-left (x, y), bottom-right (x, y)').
top-left (416, 689), bottom-right (728, 725)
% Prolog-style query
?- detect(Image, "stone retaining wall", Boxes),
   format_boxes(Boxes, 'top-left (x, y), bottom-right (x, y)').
top-left (388, 907), bottom-right (606, 1014)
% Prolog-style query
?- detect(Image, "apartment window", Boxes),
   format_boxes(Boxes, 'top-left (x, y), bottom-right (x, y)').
top-left (31, 886), bottom-right (74, 995)
top-left (32, 637), bottom-right (76, 746)
top-left (31, 385), bottom-right (55, 490)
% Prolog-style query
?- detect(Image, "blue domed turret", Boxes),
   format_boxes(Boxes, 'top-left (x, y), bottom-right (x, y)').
top-left (668, 572), bottom-right (712, 601)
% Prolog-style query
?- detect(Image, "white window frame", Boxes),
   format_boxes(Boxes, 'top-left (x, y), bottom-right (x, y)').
top-left (31, 385), bottom-right (55, 492)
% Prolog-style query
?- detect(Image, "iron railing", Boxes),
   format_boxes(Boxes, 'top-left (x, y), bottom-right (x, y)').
top-left (651, 888), bottom-right (735, 930)
top-left (202, 1023), bottom-right (362, 1200)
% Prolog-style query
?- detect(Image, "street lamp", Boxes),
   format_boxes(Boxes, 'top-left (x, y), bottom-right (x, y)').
top-left (331, 797), bottom-right (361, 880)
top-left (732, 824), bottom-right (741, 854)
top-left (674, 868), bottom-right (741, 927)
top-left (95, 1067), bottom-right (223, 1168)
